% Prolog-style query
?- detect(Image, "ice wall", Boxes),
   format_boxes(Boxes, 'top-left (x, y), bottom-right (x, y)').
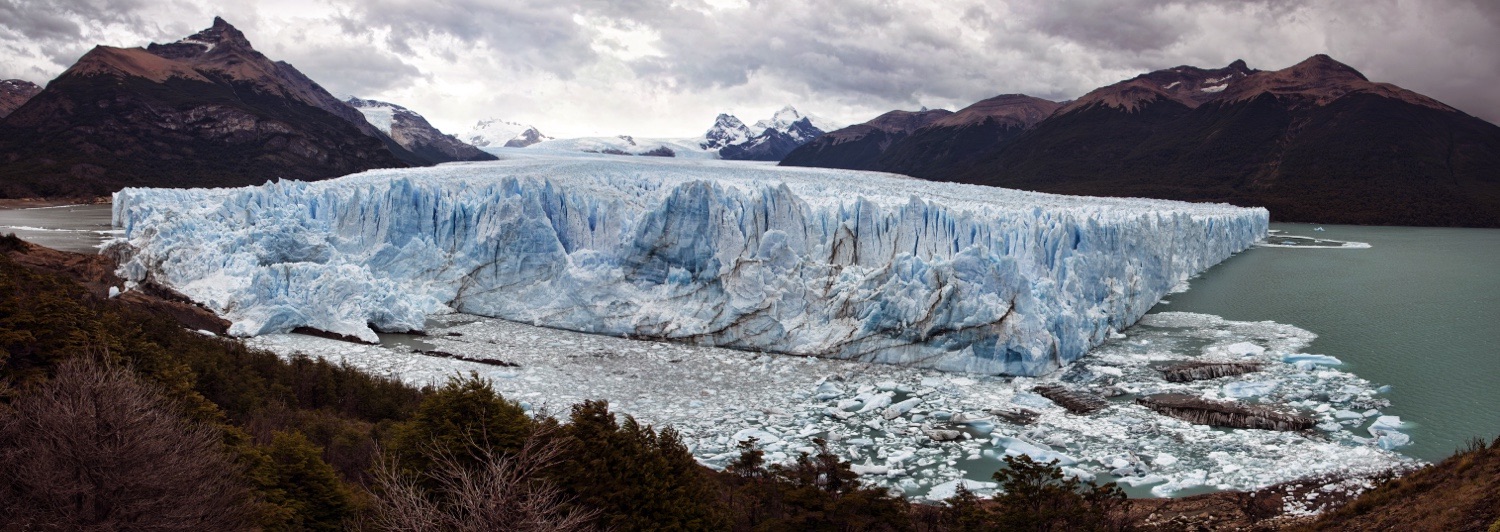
top-left (112, 157), bottom-right (1267, 375)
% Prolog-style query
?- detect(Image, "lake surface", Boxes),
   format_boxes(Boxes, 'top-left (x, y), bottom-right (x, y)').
top-left (0, 203), bottom-right (114, 253)
top-left (1154, 223), bottom-right (1500, 462)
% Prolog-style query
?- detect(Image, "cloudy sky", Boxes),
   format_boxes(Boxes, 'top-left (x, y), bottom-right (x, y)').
top-left (2, 0), bottom-right (1498, 137)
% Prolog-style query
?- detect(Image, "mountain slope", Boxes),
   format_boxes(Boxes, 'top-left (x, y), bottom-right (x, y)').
top-left (0, 18), bottom-right (409, 198)
top-left (786, 55), bottom-right (1500, 227)
top-left (346, 97), bottom-right (495, 164)
top-left (955, 55), bottom-right (1500, 226)
top-left (778, 108), bottom-right (953, 170)
top-left (815, 95), bottom-right (1060, 175)
top-left (0, 80), bottom-right (41, 119)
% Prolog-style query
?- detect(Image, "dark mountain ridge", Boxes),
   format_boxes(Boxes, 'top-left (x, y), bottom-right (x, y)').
top-left (784, 55), bottom-right (1500, 227)
top-left (0, 80), bottom-right (41, 119)
top-left (0, 18), bottom-right (414, 198)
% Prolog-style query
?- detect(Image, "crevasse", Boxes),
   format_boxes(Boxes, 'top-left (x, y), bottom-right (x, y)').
top-left (112, 156), bottom-right (1267, 375)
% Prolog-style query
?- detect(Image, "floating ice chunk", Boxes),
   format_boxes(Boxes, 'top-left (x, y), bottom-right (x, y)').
top-left (1375, 431), bottom-right (1411, 450)
top-left (1284, 353), bottom-right (1342, 366)
top-left (857, 392), bottom-right (894, 414)
top-left (883, 398), bottom-right (923, 419)
top-left (994, 436), bottom-right (1078, 466)
top-left (1011, 392), bottom-right (1054, 410)
top-left (926, 479), bottom-right (999, 501)
top-left (1223, 380), bottom-right (1279, 398)
top-left (1116, 474), bottom-right (1167, 487)
top-left (1368, 416), bottom-right (1405, 434)
top-left (733, 428), bottom-right (780, 445)
top-left (1062, 467), bottom-right (1096, 482)
top-left (851, 462), bottom-right (889, 476)
top-left (1334, 410), bottom-right (1363, 420)
top-left (1154, 453), bottom-right (1179, 467)
top-left (1224, 342), bottom-right (1266, 357)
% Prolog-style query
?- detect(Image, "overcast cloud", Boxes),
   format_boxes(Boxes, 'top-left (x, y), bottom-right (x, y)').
top-left (1, 0), bottom-right (1496, 137)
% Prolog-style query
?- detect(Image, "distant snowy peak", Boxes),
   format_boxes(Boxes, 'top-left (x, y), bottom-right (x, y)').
top-left (753, 105), bottom-right (842, 135)
top-left (345, 97), bottom-right (494, 163)
top-left (713, 105), bottom-right (840, 161)
top-left (701, 113), bottom-right (754, 150)
top-left (465, 118), bottom-right (552, 148)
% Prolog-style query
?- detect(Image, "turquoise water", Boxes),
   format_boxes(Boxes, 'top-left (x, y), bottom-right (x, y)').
top-left (1153, 223), bottom-right (1500, 462)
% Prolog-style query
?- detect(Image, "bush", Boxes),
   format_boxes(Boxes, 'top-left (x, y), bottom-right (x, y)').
top-left (0, 358), bottom-right (255, 530)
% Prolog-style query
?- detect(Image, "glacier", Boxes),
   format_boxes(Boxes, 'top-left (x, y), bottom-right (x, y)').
top-left (111, 155), bottom-right (1267, 375)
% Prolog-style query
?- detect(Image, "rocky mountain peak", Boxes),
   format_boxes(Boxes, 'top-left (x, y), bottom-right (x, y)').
top-left (0, 79), bottom-right (43, 119)
top-left (145, 17), bottom-right (254, 60)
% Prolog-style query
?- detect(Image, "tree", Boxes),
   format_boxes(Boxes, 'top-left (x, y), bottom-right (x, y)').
top-left (259, 431), bottom-right (356, 531)
top-left (0, 358), bottom-right (254, 530)
top-left (389, 372), bottom-right (534, 475)
top-left (368, 427), bottom-right (596, 532)
top-left (991, 455), bottom-right (1126, 532)
top-left (557, 400), bottom-right (728, 531)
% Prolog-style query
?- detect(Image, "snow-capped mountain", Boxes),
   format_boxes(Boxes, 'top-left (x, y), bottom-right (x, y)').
top-left (528, 135), bottom-right (719, 159)
top-left (752, 105), bottom-right (842, 138)
top-left (714, 105), bottom-right (841, 161)
top-left (345, 97), bottom-right (495, 164)
top-left (700, 114), bottom-right (754, 151)
top-left (465, 118), bottom-right (552, 148)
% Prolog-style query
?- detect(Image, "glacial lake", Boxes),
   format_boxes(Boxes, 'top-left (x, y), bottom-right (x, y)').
top-left (1154, 223), bottom-right (1500, 462)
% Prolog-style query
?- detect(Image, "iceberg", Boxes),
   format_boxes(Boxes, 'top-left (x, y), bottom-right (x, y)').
top-left (112, 156), bottom-right (1267, 375)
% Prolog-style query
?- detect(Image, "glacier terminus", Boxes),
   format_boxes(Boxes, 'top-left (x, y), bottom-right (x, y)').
top-left (112, 154), bottom-right (1267, 376)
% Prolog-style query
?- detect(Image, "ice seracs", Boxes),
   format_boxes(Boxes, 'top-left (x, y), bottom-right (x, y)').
top-left (112, 155), bottom-right (1266, 376)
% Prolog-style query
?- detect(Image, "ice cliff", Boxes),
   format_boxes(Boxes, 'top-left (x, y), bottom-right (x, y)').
top-left (112, 156), bottom-right (1267, 375)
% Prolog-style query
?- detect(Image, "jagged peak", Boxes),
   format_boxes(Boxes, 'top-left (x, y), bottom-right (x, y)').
top-left (1284, 54), bottom-right (1368, 81)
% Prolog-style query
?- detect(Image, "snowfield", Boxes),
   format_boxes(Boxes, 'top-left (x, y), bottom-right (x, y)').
top-left (112, 155), bottom-right (1266, 375)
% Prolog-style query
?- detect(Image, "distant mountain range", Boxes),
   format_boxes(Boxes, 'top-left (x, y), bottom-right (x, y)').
top-left (346, 97), bottom-right (494, 164)
top-left (784, 55), bottom-right (1500, 227)
top-left (0, 18), bottom-right (486, 198)
top-left (520, 105), bottom-right (837, 160)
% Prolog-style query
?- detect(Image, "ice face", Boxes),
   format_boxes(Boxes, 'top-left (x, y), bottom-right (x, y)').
top-left (112, 155), bottom-right (1267, 375)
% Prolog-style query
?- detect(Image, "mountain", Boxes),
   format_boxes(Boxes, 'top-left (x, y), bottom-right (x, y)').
top-left (753, 105), bottom-right (842, 136)
top-left (717, 105), bottom-right (839, 161)
top-left (464, 118), bottom-right (552, 148)
top-left (778, 108), bottom-right (953, 170)
top-left (700, 114), bottom-right (754, 151)
top-left (0, 17), bottom-right (412, 198)
top-left (785, 55), bottom-right (1500, 227)
top-left (0, 80), bottom-right (41, 119)
top-left (871, 95), bottom-right (1063, 176)
top-left (345, 97), bottom-right (495, 164)
top-left (781, 95), bottom-right (1060, 172)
